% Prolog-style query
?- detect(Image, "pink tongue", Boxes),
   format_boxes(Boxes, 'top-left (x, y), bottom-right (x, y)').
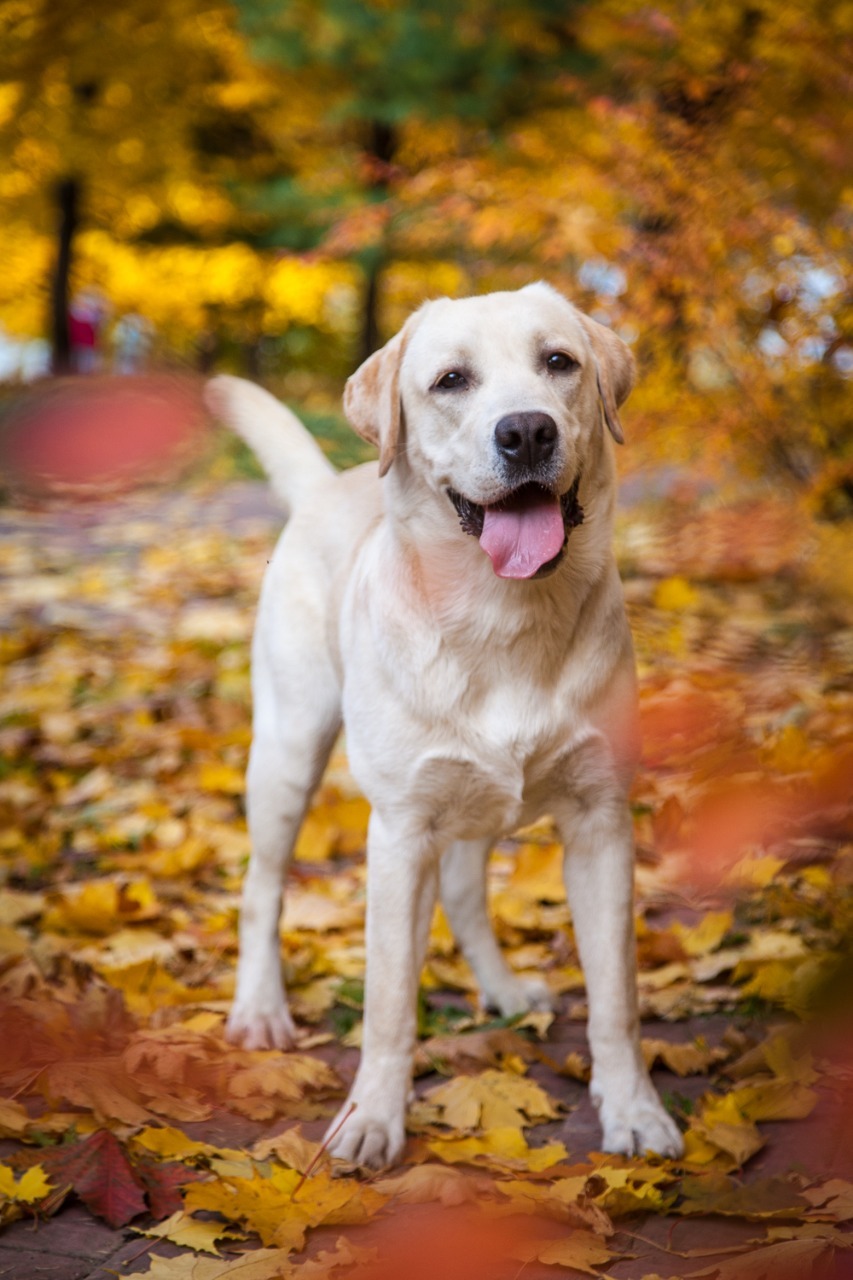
top-left (479, 489), bottom-right (565, 579)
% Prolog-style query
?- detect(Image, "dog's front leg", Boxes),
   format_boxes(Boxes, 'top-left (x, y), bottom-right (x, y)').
top-left (327, 811), bottom-right (438, 1168)
top-left (559, 786), bottom-right (683, 1159)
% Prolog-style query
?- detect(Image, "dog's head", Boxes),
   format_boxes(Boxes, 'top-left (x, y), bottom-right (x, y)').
top-left (344, 283), bottom-right (634, 580)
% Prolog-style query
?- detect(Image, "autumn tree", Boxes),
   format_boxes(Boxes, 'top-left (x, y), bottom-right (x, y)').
top-left (0, 0), bottom-right (293, 370)
top-left (576, 0), bottom-right (853, 493)
top-left (231, 0), bottom-right (593, 362)
top-left (337, 0), bottom-right (850, 493)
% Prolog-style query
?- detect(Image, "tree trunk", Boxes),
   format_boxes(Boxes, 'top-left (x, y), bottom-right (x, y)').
top-left (51, 177), bottom-right (79, 375)
top-left (355, 120), bottom-right (397, 366)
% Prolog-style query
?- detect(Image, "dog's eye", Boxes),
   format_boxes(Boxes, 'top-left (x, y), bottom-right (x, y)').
top-left (545, 352), bottom-right (578, 373)
top-left (435, 371), bottom-right (468, 390)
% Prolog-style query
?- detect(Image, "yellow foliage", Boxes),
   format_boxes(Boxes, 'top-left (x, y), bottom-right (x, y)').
top-left (423, 1069), bottom-right (561, 1130)
top-left (654, 576), bottom-right (701, 612)
top-left (137, 1210), bottom-right (238, 1256)
top-left (424, 1128), bottom-right (567, 1171)
top-left (0, 1164), bottom-right (52, 1203)
top-left (43, 878), bottom-right (161, 936)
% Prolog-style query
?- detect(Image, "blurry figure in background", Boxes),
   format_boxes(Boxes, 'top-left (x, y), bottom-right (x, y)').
top-left (68, 290), bottom-right (107, 374)
top-left (0, 328), bottom-right (50, 382)
top-left (113, 312), bottom-right (152, 374)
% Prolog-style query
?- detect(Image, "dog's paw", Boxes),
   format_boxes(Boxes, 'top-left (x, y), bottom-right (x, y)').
top-left (326, 1100), bottom-right (406, 1170)
top-left (482, 973), bottom-right (555, 1018)
top-left (225, 999), bottom-right (297, 1051)
top-left (598, 1091), bottom-right (684, 1159)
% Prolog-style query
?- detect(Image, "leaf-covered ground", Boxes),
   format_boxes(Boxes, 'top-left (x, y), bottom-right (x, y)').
top-left (0, 473), bottom-right (851, 1279)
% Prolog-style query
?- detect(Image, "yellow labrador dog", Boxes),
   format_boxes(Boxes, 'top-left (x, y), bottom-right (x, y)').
top-left (207, 283), bottom-right (683, 1167)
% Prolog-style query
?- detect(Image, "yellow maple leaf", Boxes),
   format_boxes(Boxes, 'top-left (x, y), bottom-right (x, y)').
top-left (226, 1053), bottom-right (341, 1120)
top-left (579, 1165), bottom-right (673, 1216)
top-left (735, 960), bottom-right (805, 1007)
top-left (732, 1080), bottom-right (818, 1123)
top-left (185, 1167), bottom-right (385, 1252)
top-left (674, 910), bottom-right (734, 957)
top-left (689, 1091), bottom-right (765, 1167)
top-left (136, 1209), bottom-right (240, 1255)
top-left (132, 1125), bottom-right (244, 1164)
top-left (641, 1036), bottom-right (725, 1076)
top-left (146, 837), bottom-right (210, 878)
top-left (0, 1163), bottom-right (52, 1203)
top-left (105, 961), bottom-right (218, 1017)
top-left (43, 879), bottom-right (160, 936)
top-left (424, 1069), bottom-right (561, 1130)
top-left (727, 854), bottom-right (786, 888)
top-left (251, 1127), bottom-right (326, 1174)
top-left (294, 794), bottom-right (371, 861)
top-left (425, 1127), bottom-right (567, 1170)
top-left (761, 1032), bottom-right (818, 1085)
top-left (682, 1129), bottom-right (728, 1167)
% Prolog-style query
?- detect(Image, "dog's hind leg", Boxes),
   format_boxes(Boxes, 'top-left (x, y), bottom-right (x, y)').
top-left (226, 644), bottom-right (341, 1051)
top-left (440, 839), bottom-right (553, 1017)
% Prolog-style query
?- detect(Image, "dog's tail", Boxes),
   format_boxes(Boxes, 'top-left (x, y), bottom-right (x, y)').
top-left (205, 374), bottom-right (335, 517)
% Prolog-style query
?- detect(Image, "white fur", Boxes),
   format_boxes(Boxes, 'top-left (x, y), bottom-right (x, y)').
top-left (207, 283), bottom-right (683, 1167)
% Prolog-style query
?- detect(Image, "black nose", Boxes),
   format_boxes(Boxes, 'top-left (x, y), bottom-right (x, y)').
top-left (494, 412), bottom-right (558, 469)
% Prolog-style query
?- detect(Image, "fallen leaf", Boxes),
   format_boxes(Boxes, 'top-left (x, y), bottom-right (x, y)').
top-left (683, 1234), bottom-right (834, 1279)
top-left (678, 1173), bottom-right (809, 1220)
top-left (185, 1166), bottom-right (386, 1253)
top-left (424, 1127), bottom-right (568, 1171)
top-left (251, 1126), bottom-right (327, 1174)
top-left (13, 1129), bottom-right (199, 1228)
top-left (372, 1163), bottom-right (486, 1206)
top-left (512, 1228), bottom-right (615, 1275)
top-left (802, 1179), bottom-right (853, 1222)
top-left (136, 1209), bottom-right (240, 1255)
top-left (642, 1037), bottom-right (728, 1076)
top-left (423, 1069), bottom-right (561, 1130)
top-left (414, 1027), bottom-right (541, 1076)
top-left (0, 1163), bottom-right (53, 1203)
top-left (124, 1247), bottom-right (291, 1280)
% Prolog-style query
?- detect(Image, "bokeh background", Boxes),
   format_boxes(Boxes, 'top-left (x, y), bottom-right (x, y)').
top-left (0, 0), bottom-right (851, 498)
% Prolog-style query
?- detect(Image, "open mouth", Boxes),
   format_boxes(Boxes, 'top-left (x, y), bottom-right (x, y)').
top-left (447, 477), bottom-right (584, 580)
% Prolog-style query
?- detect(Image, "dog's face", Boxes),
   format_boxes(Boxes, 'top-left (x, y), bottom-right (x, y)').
top-left (345, 283), bottom-right (634, 579)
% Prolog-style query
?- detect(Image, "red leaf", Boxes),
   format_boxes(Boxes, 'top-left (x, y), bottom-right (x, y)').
top-left (136, 1156), bottom-right (203, 1221)
top-left (37, 1131), bottom-right (147, 1228)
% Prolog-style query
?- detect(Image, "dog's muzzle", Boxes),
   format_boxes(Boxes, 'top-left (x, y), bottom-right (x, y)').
top-left (448, 476), bottom-right (584, 580)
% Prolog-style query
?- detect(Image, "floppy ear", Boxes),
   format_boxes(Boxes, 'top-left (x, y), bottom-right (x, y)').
top-left (344, 319), bottom-right (415, 477)
top-left (578, 314), bottom-right (636, 445)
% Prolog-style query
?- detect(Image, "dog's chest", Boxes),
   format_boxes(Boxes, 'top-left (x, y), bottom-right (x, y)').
top-left (346, 642), bottom-right (587, 840)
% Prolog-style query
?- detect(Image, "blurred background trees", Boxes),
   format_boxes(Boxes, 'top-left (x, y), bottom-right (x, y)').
top-left (0, 0), bottom-right (850, 501)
